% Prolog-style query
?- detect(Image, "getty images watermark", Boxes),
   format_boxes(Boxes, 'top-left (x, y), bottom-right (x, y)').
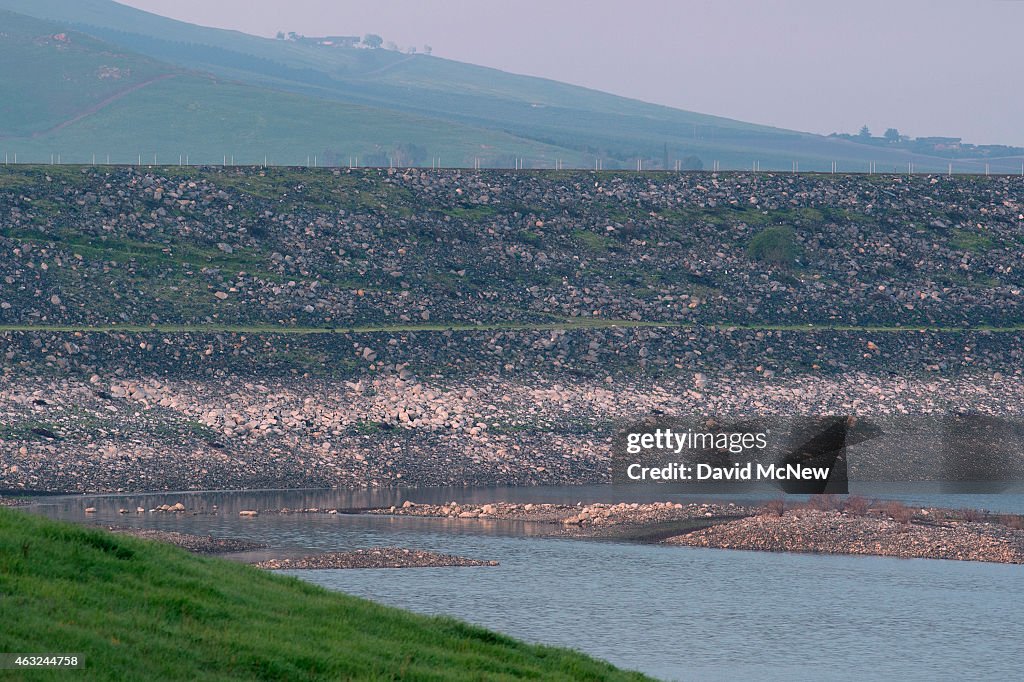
top-left (613, 414), bottom-right (1024, 494)
top-left (614, 416), bottom-right (851, 494)
top-left (624, 429), bottom-right (832, 481)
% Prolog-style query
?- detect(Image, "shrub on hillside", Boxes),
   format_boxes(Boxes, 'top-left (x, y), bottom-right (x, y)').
top-left (747, 226), bottom-right (801, 266)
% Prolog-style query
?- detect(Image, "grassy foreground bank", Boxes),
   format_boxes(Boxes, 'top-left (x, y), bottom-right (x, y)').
top-left (0, 510), bottom-right (649, 681)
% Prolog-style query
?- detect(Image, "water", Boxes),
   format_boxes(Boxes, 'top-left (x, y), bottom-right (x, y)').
top-left (297, 539), bottom-right (1024, 681)
top-left (27, 485), bottom-right (1024, 681)
top-left (28, 480), bottom-right (1024, 517)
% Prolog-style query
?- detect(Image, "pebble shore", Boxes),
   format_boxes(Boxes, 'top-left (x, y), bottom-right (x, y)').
top-left (253, 548), bottom-right (498, 570)
top-left (668, 509), bottom-right (1024, 564)
top-left (369, 500), bottom-right (749, 529)
top-left (371, 500), bottom-right (1024, 564)
top-left (104, 527), bottom-right (267, 554)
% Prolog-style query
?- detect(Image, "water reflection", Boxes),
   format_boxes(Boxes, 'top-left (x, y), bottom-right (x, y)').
top-left (28, 481), bottom-right (1024, 523)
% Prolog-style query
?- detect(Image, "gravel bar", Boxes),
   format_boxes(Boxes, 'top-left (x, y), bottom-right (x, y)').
top-left (253, 547), bottom-right (499, 569)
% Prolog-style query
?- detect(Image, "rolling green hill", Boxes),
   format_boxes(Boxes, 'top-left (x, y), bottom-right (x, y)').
top-left (0, 10), bottom-right (173, 137)
top-left (0, 508), bottom-right (650, 680)
top-left (1, 0), bottom-right (1022, 172)
top-left (2, 71), bottom-right (585, 168)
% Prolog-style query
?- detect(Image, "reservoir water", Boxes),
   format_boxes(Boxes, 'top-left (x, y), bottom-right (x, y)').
top-left (27, 484), bottom-right (1024, 681)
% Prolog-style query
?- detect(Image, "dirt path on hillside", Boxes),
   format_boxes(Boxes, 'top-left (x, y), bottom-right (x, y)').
top-left (1, 73), bottom-right (178, 140)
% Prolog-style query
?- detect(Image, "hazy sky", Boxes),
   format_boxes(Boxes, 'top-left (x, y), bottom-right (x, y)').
top-left (117, 0), bottom-right (1024, 146)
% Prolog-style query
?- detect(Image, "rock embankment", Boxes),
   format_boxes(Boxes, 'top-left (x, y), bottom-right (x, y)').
top-left (4, 370), bottom-right (1021, 494)
top-left (667, 509), bottom-right (1024, 564)
top-left (106, 527), bottom-right (267, 554)
top-left (253, 548), bottom-right (498, 569)
top-left (3, 167), bottom-right (1024, 494)
top-left (2, 167), bottom-right (1022, 329)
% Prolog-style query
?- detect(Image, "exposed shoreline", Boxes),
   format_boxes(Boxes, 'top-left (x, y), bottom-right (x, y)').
top-left (367, 500), bottom-right (1024, 564)
top-left (254, 548), bottom-right (498, 570)
top-left (668, 509), bottom-right (1024, 564)
top-left (366, 500), bottom-right (753, 538)
top-left (35, 495), bottom-right (1024, 566)
top-left (4, 371), bottom-right (1024, 495)
top-left (105, 526), bottom-right (268, 554)
top-left (76, 521), bottom-right (496, 569)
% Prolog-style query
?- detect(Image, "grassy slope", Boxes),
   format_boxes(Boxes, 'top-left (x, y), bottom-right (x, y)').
top-left (4, 0), bottom-right (1017, 171)
top-left (0, 7), bottom-right (586, 166)
top-left (0, 0), bottom-right (770, 127)
top-left (0, 509), bottom-right (650, 681)
top-left (0, 10), bottom-right (172, 137)
top-left (5, 74), bottom-right (585, 167)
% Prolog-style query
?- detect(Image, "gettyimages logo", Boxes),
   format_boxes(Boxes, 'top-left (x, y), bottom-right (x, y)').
top-left (614, 413), bottom-right (1024, 494)
top-left (614, 416), bottom-right (851, 494)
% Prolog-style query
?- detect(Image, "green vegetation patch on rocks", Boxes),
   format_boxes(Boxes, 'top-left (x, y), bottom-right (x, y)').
top-left (747, 226), bottom-right (802, 266)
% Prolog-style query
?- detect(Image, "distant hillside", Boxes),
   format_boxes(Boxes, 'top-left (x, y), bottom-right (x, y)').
top-left (1, 0), bottom-right (1022, 172)
top-left (0, 10), bottom-right (580, 167)
top-left (0, 10), bottom-right (173, 137)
